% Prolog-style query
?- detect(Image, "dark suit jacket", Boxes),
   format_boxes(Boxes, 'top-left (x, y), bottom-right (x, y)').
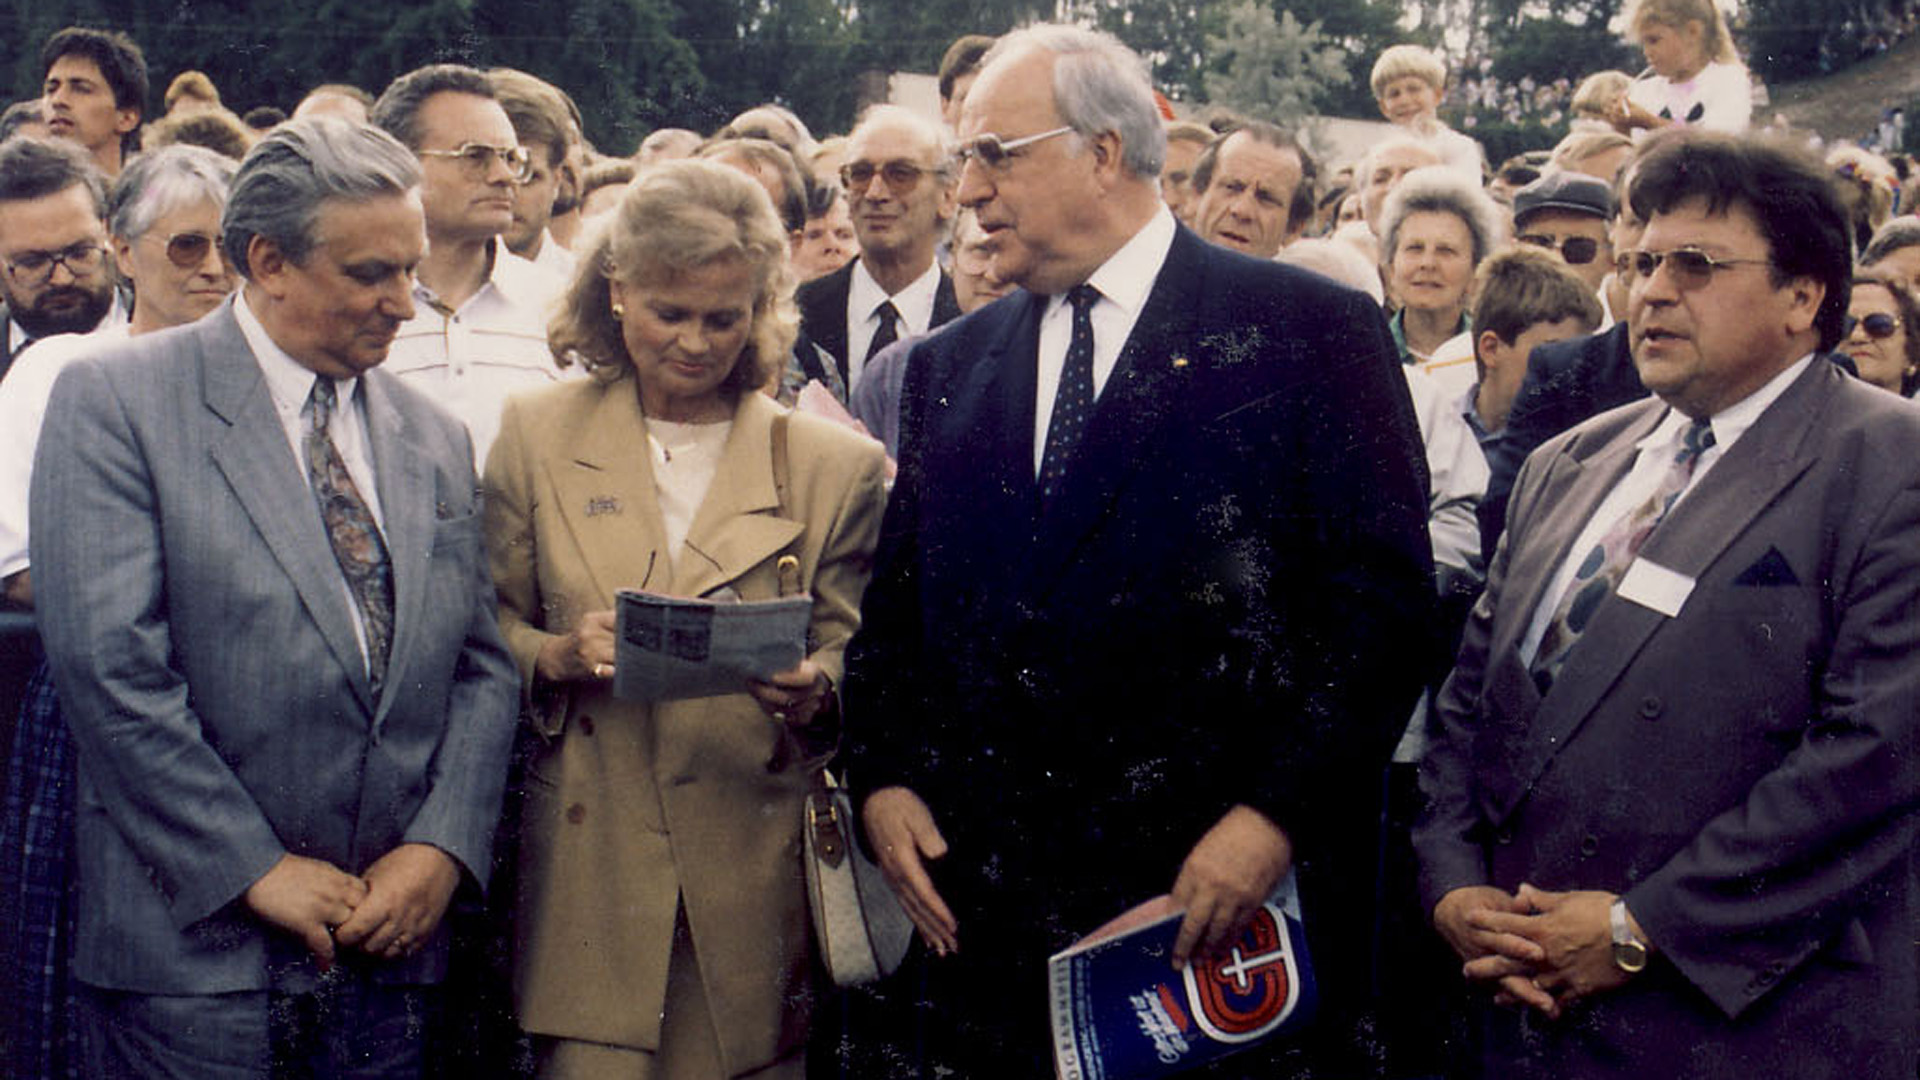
top-left (1478, 322), bottom-right (1644, 565)
top-left (1416, 360), bottom-right (1920, 1078)
top-left (847, 225), bottom-right (1434, 1043)
top-left (30, 302), bottom-right (520, 995)
top-left (794, 257), bottom-right (962, 386)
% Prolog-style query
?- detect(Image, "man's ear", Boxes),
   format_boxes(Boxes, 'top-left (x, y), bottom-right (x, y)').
top-left (1474, 329), bottom-right (1507, 368)
top-left (248, 235), bottom-right (292, 300)
top-left (1088, 130), bottom-right (1124, 178)
top-left (1784, 276), bottom-right (1825, 336)
top-left (113, 107), bottom-right (139, 137)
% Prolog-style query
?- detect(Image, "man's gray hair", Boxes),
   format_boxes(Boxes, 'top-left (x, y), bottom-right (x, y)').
top-left (109, 145), bottom-right (237, 243)
top-left (1379, 164), bottom-right (1507, 267)
top-left (221, 117), bottom-right (421, 279)
top-left (850, 103), bottom-right (956, 181)
top-left (982, 24), bottom-right (1166, 180)
top-left (1862, 216), bottom-right (1920, 269)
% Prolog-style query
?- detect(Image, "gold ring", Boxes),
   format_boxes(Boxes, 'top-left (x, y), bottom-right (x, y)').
top-left (594, 663), bottom-right (612, 679)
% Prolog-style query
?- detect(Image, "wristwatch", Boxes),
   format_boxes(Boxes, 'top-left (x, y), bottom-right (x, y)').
top-left (1610, 898), bottom-right (1649, 973)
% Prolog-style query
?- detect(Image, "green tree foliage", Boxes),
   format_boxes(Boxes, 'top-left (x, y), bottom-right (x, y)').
top-left (1490, 18), bottom-right (1634, 86)
top-left (1203, 1), bottom-right (1352, 125)
top-left (1744, 0), bottom-right (1911, 82)
top-left (1090, 0), bottom-right (1224, 105)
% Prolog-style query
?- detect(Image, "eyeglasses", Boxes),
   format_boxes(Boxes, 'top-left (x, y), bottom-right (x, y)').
top-left (1626, 246), bottom-right (1771, 290)
top-left (840, 160), bottom-right (932, 193)
top-left (3, 241), bottom-right (107, 286)
top-left (956, 126), bottom-right (1075, 170)
top-left (156, 230), bottom-right (224, 270)
top-left (417, 142), bottom-right (534, 183)
top-left (1518, 233), bottom-right (1602, 266)
top-left (1844, 311), bottom-right (1902, 339)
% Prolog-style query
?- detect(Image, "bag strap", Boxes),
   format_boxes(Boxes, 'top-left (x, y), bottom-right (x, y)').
top-left (770, 410), bottom-right (792, 518)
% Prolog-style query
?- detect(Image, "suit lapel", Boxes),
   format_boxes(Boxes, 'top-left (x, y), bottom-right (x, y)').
top-left (201, 309), bottom-right (375, 712)
top-left (546, 378), bottom-right (672, 604)
top-left (967, 292), bottom-right (1045, 550)
top-left (1489, 403), bottom-right (1664, 662)
top-left (803, 262), bottom-right (854, 380)
top-left (363, 372), bottom-right (432, 725)
top-left (675, 392), bottom-right (804, 599)
top-left (1499, 364), bottom-right (1833, 816)
top-left (1026, 228), bottom-right (1203, 588)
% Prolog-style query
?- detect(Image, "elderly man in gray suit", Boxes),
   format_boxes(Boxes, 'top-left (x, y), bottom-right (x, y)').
top-left (30, 117), bottom-right (519, 1078)
top-left (1415, 131), bottom-right (1920, 1077)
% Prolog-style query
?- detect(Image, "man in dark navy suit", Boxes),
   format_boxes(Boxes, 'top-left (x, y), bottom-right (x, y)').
top-left (848, 24), bottom-right (1434, 1076)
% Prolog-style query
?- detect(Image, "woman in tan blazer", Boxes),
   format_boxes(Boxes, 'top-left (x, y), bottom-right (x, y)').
top-left (483, 159), bottom-right (889, 1079)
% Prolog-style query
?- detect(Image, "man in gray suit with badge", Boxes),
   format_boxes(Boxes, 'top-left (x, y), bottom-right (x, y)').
top-left (30, 117), bottom-right (519, 1078)
top-left (1415, 131), bottom-right (1920, 1077)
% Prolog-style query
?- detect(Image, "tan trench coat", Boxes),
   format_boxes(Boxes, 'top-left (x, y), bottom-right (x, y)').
top-left (483, 377), bottom-right (888, 1075)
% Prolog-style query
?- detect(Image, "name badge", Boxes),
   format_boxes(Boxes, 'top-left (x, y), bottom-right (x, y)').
top-left (1617, 558), bottom-right (1694, 617)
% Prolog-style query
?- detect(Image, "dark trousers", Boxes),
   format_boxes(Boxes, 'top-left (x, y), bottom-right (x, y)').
top-left (77, 973), bottom-right (440, 1080)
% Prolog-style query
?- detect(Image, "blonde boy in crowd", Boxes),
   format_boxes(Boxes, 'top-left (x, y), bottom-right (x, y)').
top-left (1371, 44), bottom-right (1485, 180)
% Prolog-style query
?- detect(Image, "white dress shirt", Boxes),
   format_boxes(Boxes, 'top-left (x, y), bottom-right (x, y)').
top-left (846, 258), bottom-right (943, 392)
top-left (383, 242), bottom-right (571, 467)
top-left (1520, 354), bottom-right (1815, 664)
top-left (1032, 204), bottom-right (1178, 472)
top-left (236, 292), bottom-right (387, 672)
top-left (0, 323), bottom-right (131, 578)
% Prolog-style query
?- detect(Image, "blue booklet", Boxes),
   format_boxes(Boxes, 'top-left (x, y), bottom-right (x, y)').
top-left (1048, 871), bottom-right (1315, 1080)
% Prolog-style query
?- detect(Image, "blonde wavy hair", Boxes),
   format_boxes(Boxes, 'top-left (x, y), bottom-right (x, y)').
top-left (549, 158), bottom-right (798, 397)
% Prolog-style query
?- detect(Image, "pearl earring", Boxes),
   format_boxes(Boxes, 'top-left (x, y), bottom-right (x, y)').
top-left (612, 303), bottom-right (626, 321)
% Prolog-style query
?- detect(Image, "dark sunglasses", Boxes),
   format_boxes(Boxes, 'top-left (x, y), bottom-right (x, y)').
top-left (1518, 233), bottom-right (1601, 266)
top-left (840, 160), bottom-right (929, 193)
top-left (1625, 247), bottom-right (1770, 290)
top-left (159, 231), bottom-right (222, 269)
top-left (1844, 312), bottom-right (1902, 340)
top-left (955, 126), bottom-right (1074, 170)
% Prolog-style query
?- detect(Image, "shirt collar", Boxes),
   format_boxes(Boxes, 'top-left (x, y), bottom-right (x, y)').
top-left (1638, 352), bottom-right (1817, 455)
top-left (1047, 203), bottom-right (1177, 317)
top-left (847, 257), bottom-right (944, 330)
top-left (235, 291), bottom-right (363, 416)
top-left (413, 238), bottom-right (521, 315)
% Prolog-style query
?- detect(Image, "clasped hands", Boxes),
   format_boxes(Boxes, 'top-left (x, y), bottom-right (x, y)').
top-left (863, 789), bottom-right (1291, 972)
top-left (242, 843), bottom-right (460, 972)
top-left (537, 609), bottom-right (832, 727)
top-left (1434, 882), bottom-right (1638, 1019)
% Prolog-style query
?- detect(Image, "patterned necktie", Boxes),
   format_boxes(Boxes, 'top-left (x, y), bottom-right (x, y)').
top-left (1037, 284), bottom-right (1101, 505)
top-left (1531, 418), bottom-right (1715, 691)
top-left (865, 300), bottom-right (900, 366)
top-left (306, 378), bottom-right (393, 693)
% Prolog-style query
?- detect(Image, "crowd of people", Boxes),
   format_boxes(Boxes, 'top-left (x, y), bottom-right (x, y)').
top-left (1, 0), bottom-right (1919, 1077)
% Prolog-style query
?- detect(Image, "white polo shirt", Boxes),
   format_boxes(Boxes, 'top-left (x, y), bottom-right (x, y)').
top-left (382, 243), bottom-right (573, 467)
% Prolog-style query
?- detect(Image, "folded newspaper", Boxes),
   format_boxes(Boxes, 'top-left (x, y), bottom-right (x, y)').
top-left (613, 589), bottom-right (811, 702)
top-left (1049, 871), bottom-right (1315, 1080)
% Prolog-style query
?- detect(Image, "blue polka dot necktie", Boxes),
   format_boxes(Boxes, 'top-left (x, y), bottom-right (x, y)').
top-left (1037, 284), bottom-right (1100, 506)
top-left (306, 378), bottom-right (394, 693)
top-left (1531, 417), bottom-right (1715, 692)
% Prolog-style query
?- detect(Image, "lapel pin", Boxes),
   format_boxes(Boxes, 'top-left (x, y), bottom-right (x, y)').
top-left (1171, 356), bottom-right (1191, 369)
top-left (586, 496), bottom-right (623, 517)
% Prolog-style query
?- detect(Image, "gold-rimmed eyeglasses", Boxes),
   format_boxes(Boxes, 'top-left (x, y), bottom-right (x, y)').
top-left (955, 126), bottom-right (1075, 170)
top-left (418, 142), bottom-right (534, 183)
